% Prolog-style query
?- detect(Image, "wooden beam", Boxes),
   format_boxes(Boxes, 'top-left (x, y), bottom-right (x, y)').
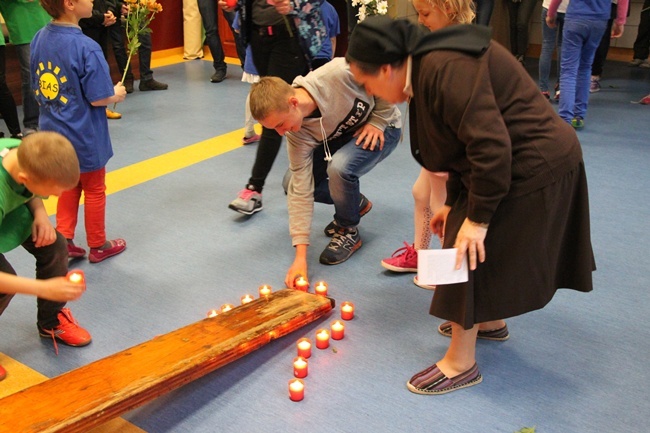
top-left (0, 289), bottom-right (334, 433)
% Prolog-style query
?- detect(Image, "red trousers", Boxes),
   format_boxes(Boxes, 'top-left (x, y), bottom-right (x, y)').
top-left (56, 167), bottom-right (107, 248)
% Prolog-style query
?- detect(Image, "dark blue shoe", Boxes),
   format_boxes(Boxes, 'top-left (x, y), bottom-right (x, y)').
top-left (319, 227), bottom-right (362, 265)
top-left (323, 195), bottom-right (372, 237)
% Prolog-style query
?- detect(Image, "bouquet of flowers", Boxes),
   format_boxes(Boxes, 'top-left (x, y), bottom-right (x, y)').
top-left (119, 0), bottom-right (163, 92)
top-left (350, 0), bottom-right (388, 22)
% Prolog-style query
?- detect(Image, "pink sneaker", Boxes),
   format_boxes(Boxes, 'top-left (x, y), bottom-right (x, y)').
top-left (381, 242), bottom-right (417, 272)
top-left (89, 238), bottom-right (126, 263)
top-left (640, 94), bottom-right (650, 105)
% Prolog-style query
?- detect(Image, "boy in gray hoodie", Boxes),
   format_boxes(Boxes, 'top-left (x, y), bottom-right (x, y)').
top-left (249, 58), bottom-right (401, 288)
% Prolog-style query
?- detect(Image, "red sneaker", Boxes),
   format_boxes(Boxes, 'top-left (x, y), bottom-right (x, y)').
top-left (38, 308), bottom-right (92, 354)
top-left (0, 364), bottom-right (6, 381)
top-left (89, 238), bottom-right (126, 263)
top-left (640, 94), bottom-right (650, 105)
top-left (381, 242), bottom-right (418, 272)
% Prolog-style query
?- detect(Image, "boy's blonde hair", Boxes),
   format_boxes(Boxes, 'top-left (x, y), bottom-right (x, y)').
top-left (249, 77), bottom-right (295, 121)
top-left (17, 132), bottom-right (80, 189)
top-left (39, 0), bottom-right (66, 19)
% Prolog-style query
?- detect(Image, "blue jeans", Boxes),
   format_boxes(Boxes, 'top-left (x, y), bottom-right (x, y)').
top-left (558, 18), bottom-right (607, 122)
top-left (475, 0), bottom-right (495, 26)
top-left (539, 8), bottom-right (565, 92)
top-left (312, 126), bottom-right (401, 228)
top-left (14, 44), bottom-right (39, 130)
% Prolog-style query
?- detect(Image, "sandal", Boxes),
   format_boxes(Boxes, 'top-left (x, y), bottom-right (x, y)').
top-left (438, 321), bottom-right (509, 341)
top-left (407, 362), bottom-right (482, 395)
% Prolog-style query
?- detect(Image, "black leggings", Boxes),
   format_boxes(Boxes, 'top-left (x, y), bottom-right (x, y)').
top-left (246, 25), bottom-right (308, 192)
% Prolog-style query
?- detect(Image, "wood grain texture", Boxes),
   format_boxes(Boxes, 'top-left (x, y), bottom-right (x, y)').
top-left (0, 290), bottom-right (333, 433)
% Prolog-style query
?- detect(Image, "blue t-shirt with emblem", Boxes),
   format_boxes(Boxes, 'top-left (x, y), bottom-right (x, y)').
top-left (30, 23), bottom-right (114, 173)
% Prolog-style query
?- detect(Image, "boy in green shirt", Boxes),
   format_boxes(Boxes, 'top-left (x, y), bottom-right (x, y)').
top-left (0, 132), bottom-right (91, 381)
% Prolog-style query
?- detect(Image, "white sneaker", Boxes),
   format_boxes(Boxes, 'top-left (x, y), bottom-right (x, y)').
top-left (413, 275), bottom-right (436, 291)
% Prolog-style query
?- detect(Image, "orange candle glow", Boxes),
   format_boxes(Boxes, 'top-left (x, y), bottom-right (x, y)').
top-left (315, 329), bottom-right (330, 349)
top-left (330, 320), bottom-right (345, 340)
top-left (341, 302), bottom-right (355, 320)
top-left (314, 281), bottom-right (328, 296)
top-left (293, 356), bottom-right (308, 378)
top-left (294, 276), bottom-right (309, 292)
top-left (288, 379), bottom-right (305, 402)
top-left (241, 294), bottom-right (254, 305)
top-left (258, 284), bottom-right (272, 297)
top-left (220, 304), bottom-right (234, 313)
top-left (66, 270), bottom-right (85, 285)
top-left (206, 309), bottom-right (219, 318)
top-left (296, 338), bottom-right (312, 359)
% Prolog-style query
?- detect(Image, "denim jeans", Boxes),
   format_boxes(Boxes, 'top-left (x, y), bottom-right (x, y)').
top-left (558, 18), bottom-right (607, 122)
top-left (475, 0), bottom-right (495, 26)
top-left (0, 231), bottom-right (68, 329)
top-left (14, 44), bottom-right (39, 130)
top-left (197, 0), bottom-right (226, 72)
top-left (539, 8), bottom-right (565, 92)
top-left (312, 126), bottom-right (401, 228)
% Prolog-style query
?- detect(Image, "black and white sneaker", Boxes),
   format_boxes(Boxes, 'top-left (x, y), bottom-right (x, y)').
top-left (319, 227), bottom-right (362, 265)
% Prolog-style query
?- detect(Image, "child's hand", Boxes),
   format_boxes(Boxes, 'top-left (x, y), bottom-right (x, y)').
top-left (285, 260), bottom-right (308, 289)
top-left (31, 218), bottom-right (57, 248)
top-left (103, 11), bottom-right (117, 26)
top-left (114, 82), bottom-right (127, 102)
top-left (37, 277), bottom-right (85, 302)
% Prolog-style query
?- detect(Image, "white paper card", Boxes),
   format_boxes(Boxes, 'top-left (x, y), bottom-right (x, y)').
top-left (417, 248), bottom-right (468, 285)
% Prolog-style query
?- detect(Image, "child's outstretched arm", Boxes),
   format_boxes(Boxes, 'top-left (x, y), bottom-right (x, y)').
top-left (0, 272), bottom-right (84, 302)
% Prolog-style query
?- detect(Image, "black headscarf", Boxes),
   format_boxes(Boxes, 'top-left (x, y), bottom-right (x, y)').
top-left (347, 15), bottom-right (492, 65)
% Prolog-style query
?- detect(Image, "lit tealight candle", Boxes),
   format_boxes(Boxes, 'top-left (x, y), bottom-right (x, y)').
top-left (206, 309), bottom-right (219, 318)
top-left (293, 356), bottom-right (308, 378)
top-left (288, 379), bottom-right (305, 402)
top-left (296, 338), bottom-right (312, 359)
top-left (241, 294), bottom-right (254, 305)
top-left (66, 270), bottom-right (85, 285)
top-left (258, 285), bottom-right (272, 297)
top-left (330, 320), bottom-right (345, 340)
top-left (220, 304), bottom-right (234, 313)
top-left (294, 276), bottom-right (309, 292)
top-left (341, 302), bottom-right (355, 321)
top-left (315, 329), bottom-right (330, 349)
top-left (314, 281), bottom-right (328, 296)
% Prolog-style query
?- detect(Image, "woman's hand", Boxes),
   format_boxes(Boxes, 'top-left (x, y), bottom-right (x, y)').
top-left (454, 218), bottom-right (488, 270)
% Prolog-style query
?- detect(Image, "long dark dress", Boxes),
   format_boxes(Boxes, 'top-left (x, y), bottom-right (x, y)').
top-left (409, 27), bottom-right (595, 329)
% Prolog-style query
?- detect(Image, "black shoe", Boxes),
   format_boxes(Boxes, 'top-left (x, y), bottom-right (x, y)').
top-left (124, 76), bottom-right (134, 94)
top-left (319, 227), bottom-right (362, 265)
top-left (139, 78), bottom-right (168, 91)
top-left (324, 195), bottom-right (372, 237)
top-left (210, 69), bottom-right (227, 83)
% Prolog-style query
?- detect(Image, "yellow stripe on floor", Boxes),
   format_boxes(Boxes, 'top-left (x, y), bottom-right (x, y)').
top-left (43, 128), bottom-right (253, 215)
top-left (0, 352), bottom-right (146, 433)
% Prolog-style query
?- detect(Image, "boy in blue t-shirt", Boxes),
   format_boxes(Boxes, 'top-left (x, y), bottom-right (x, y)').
top-left (32, 0), bottom-right (128, 264)
top-left (0, 132), bottom-right (91, 381)
top-left (312, 0), bottom-right (341, 69)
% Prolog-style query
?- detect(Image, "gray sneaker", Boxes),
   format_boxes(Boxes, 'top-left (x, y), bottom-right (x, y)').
top-left (323, 195), bottom-right (372, 237)
top-left (629, 58), bottom-right (645, 67)
top-left (228, 188), bottom-right (263, 215)
top-left (319, 227), bottom-right (362, 265)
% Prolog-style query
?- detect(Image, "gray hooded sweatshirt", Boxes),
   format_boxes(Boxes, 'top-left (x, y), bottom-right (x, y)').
top-left (286, 57), bottom-right (402, 247)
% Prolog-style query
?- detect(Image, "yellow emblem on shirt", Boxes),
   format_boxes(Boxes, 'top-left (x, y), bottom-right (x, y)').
top-left (35, 61), bottom-right (69, 104)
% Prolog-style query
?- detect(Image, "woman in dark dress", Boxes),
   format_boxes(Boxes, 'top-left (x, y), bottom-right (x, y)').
top-left (346, 10), bottom-right (595, 395)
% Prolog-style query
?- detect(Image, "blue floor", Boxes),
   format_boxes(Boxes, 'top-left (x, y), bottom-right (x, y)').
top-left (1, 57), bottom-right (649, 433)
